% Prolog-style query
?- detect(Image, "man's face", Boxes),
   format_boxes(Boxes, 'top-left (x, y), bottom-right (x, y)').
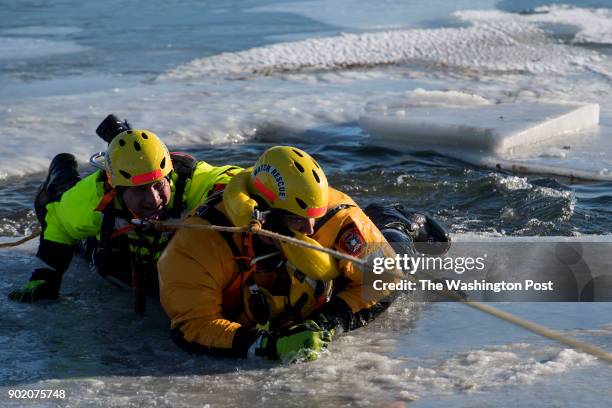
top-left (283, 214), bottom-right (316, 236)
top-left (122, 178), bottom-right (171, 219)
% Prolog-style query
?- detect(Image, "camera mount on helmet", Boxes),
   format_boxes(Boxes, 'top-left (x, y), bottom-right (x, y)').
top-left (96, 114), bottom-right (132, 144)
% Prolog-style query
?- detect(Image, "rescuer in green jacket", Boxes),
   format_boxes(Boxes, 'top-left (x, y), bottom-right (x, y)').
top-left (8, 115), bottom-right (240, 310)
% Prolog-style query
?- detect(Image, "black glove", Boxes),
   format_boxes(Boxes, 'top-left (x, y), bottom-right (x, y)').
top-left (8, 239), bottom-right (72, 303)
top-left (8, 268), bottom-right (63, 302)
top-left (364, 203), bottom-right (451, 256)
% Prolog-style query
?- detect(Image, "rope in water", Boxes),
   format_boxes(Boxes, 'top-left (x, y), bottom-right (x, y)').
top-left (0, 230), bottom-right (40, 248)
top-left (2, 220), bottom-right (611, 363)
top-left (433, 285), bottom-right (612, 364)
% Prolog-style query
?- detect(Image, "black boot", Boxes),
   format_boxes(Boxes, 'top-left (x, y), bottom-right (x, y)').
top-left (34, 153), bottom-right (81, 225)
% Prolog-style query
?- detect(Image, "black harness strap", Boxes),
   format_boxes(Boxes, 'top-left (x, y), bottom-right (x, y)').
top-left (97, 201), bottom-right (119, 277)
top-left (314, 204), bottom-right (355, 233)
top-left (168, 153), bottom-right (197, 218)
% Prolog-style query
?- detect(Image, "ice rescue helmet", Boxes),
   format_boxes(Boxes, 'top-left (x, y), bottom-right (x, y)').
top-left (249, 146), bottom-right (328, 218)
top-left (105, 129), bottom-right (173, 188)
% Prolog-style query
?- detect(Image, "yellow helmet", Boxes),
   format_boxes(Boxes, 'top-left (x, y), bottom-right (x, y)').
top-left (249, 146), bottom-right (328, 218)
top-left (105, 129), bottom-right (173, 188)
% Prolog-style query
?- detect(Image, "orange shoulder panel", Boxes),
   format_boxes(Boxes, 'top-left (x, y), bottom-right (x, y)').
top-left (314, 187), bottom-right (397, 312)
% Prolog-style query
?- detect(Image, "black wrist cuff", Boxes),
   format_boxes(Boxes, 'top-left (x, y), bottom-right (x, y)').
top-left (29, 268), bottom-right (62, 297)
top-left (170, 325), bottom-right (263, 358)
top-left (233, 326), bottom-right (265, 358)
top-left (30, 267), bottom-right (62, 284)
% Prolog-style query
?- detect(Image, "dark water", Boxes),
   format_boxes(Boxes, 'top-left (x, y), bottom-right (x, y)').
top-left (1, 127), bottom-right (610, 239)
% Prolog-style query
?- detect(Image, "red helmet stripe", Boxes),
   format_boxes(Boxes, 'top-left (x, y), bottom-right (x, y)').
top-left (131, 169), bottom-right (163, 185)
top-left (253, 176), bottom-right (277, 202)
top-left (306, 207), bottom-right (326, 217)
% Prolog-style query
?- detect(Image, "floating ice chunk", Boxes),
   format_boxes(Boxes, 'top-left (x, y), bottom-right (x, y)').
top-left (360, 102), bottom-right (599, 154)
top-left (359, 101), bottom-right (609, 180)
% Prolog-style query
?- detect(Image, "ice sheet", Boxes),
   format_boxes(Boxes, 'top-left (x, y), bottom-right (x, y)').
top-left (359, 102), bottom-right (610, 181)
top-left (360, 102), bottom-right (599, 153)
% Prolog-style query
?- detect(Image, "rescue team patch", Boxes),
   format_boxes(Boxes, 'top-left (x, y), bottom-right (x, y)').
top-left (252, 164), bottom-right (287, 200)
top-left (337, 225), bottom-right (366, 256)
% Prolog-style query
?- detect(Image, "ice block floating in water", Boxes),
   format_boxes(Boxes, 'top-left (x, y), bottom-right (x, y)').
top-left (359, 102), bottom-right (610, 181)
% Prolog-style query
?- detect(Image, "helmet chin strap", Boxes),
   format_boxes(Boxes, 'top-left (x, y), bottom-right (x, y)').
top-left (127, 207), bottom-right (144, 220)
top-left (125, 205), bottom-right (162, 221)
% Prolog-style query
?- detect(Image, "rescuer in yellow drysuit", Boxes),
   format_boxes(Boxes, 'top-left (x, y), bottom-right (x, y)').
top-left (158, 146), bottom-right (399, 362)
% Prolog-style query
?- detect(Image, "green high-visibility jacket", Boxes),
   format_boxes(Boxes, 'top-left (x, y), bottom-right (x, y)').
top-left (42, 161), bottom-right (240, 246)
